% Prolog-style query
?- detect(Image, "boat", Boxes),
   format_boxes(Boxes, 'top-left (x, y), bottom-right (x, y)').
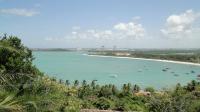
top-left (191, 70), bottom-right (195, 73)
top-left (138, 69), bottom-right (143, 72)
top-left (109, 74), bottom-right (118, 78)
top-left (165, 67), bottom-right (170, 70)
top-left (162, 69), bottom-right (167, 72)
top-left (174, 74), bottom-right (179, 77)
top-left (197, 74), bottom-right (200, 77)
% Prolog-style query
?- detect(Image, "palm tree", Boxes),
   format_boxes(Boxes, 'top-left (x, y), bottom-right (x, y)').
top-left (59, 79), bottom-right (63, 84)
top-left (127, 83), bottom-right (132, 93)
top-left (91, 80), bottom-right (97, 89)
top-left (82, 80), bottom-right (87, 87)
top-left (111, 85), bottom-right (118, 95)
top-left (74, 80), bottom-right (79, 87)
top-left (65, 80), bottom-right (70, 86)
top-left (0, 94), bottom-right (22, 112)
top-left (133, 84), bottom-right (140, 93)
top-left (0, 94), bottom-right (38, 112)
top-left (122, 84), bottom-right (127, 93)
top-left (122, 83), bottom-right (132, 95)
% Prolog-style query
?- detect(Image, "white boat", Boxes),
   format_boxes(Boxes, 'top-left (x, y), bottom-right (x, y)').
top-left (109, 74), bottom-right (118, 78)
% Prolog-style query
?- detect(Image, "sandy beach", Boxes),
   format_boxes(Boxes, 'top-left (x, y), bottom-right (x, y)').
top-left (85, 54), bottom-right (200, 67)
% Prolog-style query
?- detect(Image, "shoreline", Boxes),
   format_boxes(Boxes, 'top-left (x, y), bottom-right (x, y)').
top-left (84, 54), bottom-right (200, 66)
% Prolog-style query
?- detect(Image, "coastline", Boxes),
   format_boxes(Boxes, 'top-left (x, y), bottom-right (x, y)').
top-left (84, 54), bottom-right (200, 66)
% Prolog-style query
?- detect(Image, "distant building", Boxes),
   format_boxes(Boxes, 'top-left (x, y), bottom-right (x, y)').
top-left (115, 52), bottom-right (130, 56)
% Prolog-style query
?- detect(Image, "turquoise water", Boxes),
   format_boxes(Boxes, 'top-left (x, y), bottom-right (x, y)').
top-left (33, 51), bottom-right (200, 89)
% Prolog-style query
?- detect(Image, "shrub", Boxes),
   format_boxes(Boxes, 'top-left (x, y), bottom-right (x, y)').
top-left (93, 97), bottom-right (113, 110)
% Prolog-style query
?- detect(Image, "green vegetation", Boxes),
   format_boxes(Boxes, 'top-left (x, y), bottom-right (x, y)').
top-left (1, 35), bottom-right (200, 112)
top-left (89, 49), bottom-right (200, 64)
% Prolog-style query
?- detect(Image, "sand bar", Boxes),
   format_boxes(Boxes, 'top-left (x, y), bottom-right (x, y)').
top-left (84, 54), bottom-right (200, 66)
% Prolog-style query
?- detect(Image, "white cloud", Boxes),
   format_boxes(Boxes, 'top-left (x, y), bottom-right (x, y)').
top-left (114, 23), bottom-right (127, 30)
top-left (161, 9), bottom-right (200, 39)
top-left (104, 30), bottom-right (112, 35)
top-left (45, 19), bottom-right (146, 48)
top-left (72, 29), bottom-right (113, 40)
top-left (69, 20), bottom-right (145, 41)
top-left (87, 29), bottom-right (95, 33)
top-left (0, 8), bottom-right (39, 17)
top-left (72, 31), bottom-right (77, 35)
top-left (114, 22), bottom-right (145, 38)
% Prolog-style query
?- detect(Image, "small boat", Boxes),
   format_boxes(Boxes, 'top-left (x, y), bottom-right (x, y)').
top-left (162, 69), bottom-right (167, 72)
top-left (191, 70), bottom-right (195, 73)
top-left (109, 74), bottom-right (118, 78)
top-left (174, 74), bottom-right (179, 77)
top-left (138, 69), bottom-right (143, 72)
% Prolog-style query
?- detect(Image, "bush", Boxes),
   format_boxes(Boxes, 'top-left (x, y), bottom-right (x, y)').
top-left (62, 97), bottom-right (82, 112)
top-left (148, 95), bottom-right (172, 112)
top-left (0, 35), bottom-right (42, 90)
top-left (115, 97), bottom-right (146, 111)
top-left (187, 100), bottom-right (200, 112)
top-left (93, 97), bottom-right (113, 110)
top-left (124, 103), bottom-right (144, 111)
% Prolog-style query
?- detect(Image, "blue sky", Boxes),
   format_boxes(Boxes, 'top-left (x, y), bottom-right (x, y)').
top-left (0, 0), bottom-right (200, 48)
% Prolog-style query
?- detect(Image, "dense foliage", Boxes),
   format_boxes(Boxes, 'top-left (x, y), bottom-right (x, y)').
top-left (0, 34), bottom-right (42, 88)
top-left (0, 35), bottom-right (200, 112)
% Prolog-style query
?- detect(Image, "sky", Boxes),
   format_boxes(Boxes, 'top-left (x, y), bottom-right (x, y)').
top-left (0, 0), bottom-right (200, 49)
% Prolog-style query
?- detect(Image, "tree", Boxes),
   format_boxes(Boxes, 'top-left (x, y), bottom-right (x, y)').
top-left (59, 79), bottom-right (63, 84)
top-left (186, 80), bottom-right (197, 92)
top-left (65, 80), bottom-right (70, 86)
top-left (99, 85), bottom-right (113, 98)
top-left (111, 85), bottom-right (118, 95)
top-left (91, 80), bottom-right (97, 89)
top-left (173, 83), bottom-right (186, 97)
top-left (0, 36), bottom-right (33, 73)
top-left (78, 85), bottom-right (91, 99)
top-left (133, 84), bottom-right (140, 93)
top-left (122, 83), bottom-right (132, 96)
top-left (82, 80), bottom-right (87, 87)
top-left (74, 80), bottom-right (79, 87)
top-left (0, 35), bottom-right (42, 90)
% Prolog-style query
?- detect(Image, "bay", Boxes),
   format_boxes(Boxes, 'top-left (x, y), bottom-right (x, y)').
top-left (33, 51), bottom-right (200, 89)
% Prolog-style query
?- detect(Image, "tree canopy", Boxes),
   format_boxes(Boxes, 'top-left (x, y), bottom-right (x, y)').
top-left (0, 34), bottom-right (42, 87)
